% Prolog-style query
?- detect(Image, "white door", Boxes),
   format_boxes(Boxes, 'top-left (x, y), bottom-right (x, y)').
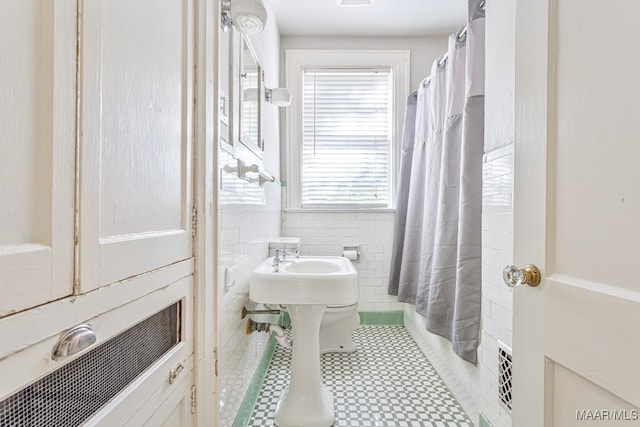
top-left (0, 0), bottom-right (76, 316)
top-left (512, 0), bottom-right (640, 425)
top-left (78, 0), bottom-right (194, 292)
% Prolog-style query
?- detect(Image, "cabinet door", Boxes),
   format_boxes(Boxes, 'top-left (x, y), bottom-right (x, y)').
top-left (78, 0), bottom-right (194, 291)
top-left (0, 0), bottom-right (76, 316)
top-left (141, 377), bottom-right (195, 427)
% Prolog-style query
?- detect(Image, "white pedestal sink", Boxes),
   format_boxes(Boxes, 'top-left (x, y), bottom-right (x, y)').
top-left (250, 256), bottom-right (358, 427)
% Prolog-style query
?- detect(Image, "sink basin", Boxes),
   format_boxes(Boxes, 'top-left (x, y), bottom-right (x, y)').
top-left (286, 260), bottom-right (341, 274)
top-left (250, 256), bottom-right (358, 306)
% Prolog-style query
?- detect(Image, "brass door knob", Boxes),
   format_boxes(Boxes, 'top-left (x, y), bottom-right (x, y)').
top-left (503, 264), bottom-right (541, 288)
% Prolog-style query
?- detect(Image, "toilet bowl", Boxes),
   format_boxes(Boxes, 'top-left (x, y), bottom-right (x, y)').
top-left (319, 303), bottom-right (359, 353)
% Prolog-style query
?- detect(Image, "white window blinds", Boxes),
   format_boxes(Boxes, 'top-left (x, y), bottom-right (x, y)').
top-left (301, 69), bottom-right (393, 207)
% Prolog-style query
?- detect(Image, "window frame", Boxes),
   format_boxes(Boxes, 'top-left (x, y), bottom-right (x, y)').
top-left (284, 49), bottom-right (410, 211)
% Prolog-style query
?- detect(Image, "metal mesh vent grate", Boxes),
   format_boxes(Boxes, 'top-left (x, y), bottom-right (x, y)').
top-left (498, 340), bottom-right (513, 411)
top-left (0, 303), bottom-right (180, 427)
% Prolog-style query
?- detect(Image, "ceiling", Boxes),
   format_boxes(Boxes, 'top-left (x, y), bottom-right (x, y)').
top-left (268, 0), bottom-right (468, 37)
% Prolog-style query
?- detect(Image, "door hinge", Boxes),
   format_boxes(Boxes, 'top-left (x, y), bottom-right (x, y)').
top-left (214, 346), bottom-right (218, 377)
top-left (190, 384), bottom-right (197, 414)
top-left (191, 205), bottom-right (197, 239)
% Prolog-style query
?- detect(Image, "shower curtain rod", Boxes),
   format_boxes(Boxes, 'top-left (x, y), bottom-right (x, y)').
top-left (420, 0), bottom-right (484, 89)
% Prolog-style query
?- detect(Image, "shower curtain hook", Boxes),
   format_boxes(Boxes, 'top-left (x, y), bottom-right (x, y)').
top-left (456, 27), bottom-right (467, 43)
top-left (437, 54), bottom-right (448, 69)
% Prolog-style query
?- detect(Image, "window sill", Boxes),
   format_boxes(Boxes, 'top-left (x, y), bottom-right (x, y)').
top-left (283, 208), bottom-right (396, 214)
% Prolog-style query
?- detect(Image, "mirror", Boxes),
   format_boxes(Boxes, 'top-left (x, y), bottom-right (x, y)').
top-left (238, 35), bottom-right (263, 156)
top-left (219, 27), bottom-right (233, 154)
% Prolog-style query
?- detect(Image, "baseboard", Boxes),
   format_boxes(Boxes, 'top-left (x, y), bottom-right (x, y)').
top-left (231, 334), bottom-right (278, 427)
top-left (479, 413), bottom-right (492, 427)
top-left (358, 310), bottom-right (404, 326)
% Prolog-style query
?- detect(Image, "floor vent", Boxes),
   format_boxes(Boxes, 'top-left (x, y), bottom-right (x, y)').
top-left (0, 303), bottom-right (180, 427)
top-left (498, 340), bottom-right (513, 411)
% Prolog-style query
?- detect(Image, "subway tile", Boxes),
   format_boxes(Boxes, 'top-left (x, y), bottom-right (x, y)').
top-left (483, 176), bottom-right (503, 198)
top-left (490, 302), bottom-right (512, 328)
top-left (361, 294), bottom-right (383, 303)
top-left (483, 316), bottom-right (501, 339)
top-left (373, 302), bottom-right (392, 311)
top-left (359, 286), bottom-right (377, 295)
top-left (482, 212), bottom-right (514, 231)
top-left (367, 278), bottom-right (386, 287)
top-left (483, 229), bottom-right (513, 251)
top-left (219, 227), bottom-right (240, 250)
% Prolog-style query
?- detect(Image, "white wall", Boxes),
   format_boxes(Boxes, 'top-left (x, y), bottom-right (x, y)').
top-left (217, 6), bottom-right (282, 424)
top-left (484, 0), bottom-right (515, 153)
top-left (281, 35), bottom-right (448, 90)
top-left (479, 1), bottom-right (516, 426)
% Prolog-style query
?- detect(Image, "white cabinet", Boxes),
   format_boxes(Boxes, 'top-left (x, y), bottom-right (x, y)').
top-left (0, 1), bottom-right (201, 425)
top-left (0, 0), bottom-right (76, 316)
top-left (78, 0), bottom-right (194, 291)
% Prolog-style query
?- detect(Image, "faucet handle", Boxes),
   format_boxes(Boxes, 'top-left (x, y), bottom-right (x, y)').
top-left (282, 248), bottom-right (299, 259)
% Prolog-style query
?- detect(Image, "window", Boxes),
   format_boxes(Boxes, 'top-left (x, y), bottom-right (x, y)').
top-left (286, 50), bottom-right (410, 210)
top-left (302, 69), bottom-right (392, 206)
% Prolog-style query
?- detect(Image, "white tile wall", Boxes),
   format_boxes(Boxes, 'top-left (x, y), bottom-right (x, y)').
top-left (217, 5), bottom-right (282, 422)
top-left (218, 202), bottom-right (280, 425)
top-left (281, 211), bottom-right (402, 312)
top-left (479, 144), bottom-right (514, 427)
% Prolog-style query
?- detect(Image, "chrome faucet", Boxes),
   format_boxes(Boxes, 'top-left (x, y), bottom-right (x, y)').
top-left (272, 245), bottom-right (300, 272)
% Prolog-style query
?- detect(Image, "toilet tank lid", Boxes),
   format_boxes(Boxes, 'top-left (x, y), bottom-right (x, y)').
top-left (268, 237), bottom-right (301, 249)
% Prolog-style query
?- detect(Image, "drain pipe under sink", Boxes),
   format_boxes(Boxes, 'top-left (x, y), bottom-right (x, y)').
top-left (245, 318), bottom-right (291, 348)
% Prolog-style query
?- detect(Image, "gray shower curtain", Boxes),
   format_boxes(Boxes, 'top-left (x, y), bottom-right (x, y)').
top-left (388, 91), bottom-right (418, 294)
top-left (388, 0), bottom-right (485, 364)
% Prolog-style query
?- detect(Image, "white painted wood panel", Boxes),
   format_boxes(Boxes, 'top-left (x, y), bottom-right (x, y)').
top-left (513, 0), bottom-right (640, 425)
top-left (143, 375), bottom-right (194, 427)
top-left (88, 354), bottom-right (194, 427)
top-left (79, 0), bottom-right (194, 291)
top-left (551, 361), bottom-right (639, 426)
top-left (0, 0), bottom-right (76, 316)
top-left (0, 269), bottom-right (193, 401)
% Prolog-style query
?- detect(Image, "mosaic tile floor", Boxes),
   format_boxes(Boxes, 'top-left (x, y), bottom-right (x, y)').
top-left (248, 326), bottom-right (473, 427)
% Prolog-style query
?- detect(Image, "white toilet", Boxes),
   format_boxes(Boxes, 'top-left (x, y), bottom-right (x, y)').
top-left (268, 238), bottom-right (360, 353)
top-left (319, 303), bottom-right (359, 353)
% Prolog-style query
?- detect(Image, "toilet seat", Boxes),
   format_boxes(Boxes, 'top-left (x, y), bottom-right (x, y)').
top-left (326, 302), bottom-right (358, 310)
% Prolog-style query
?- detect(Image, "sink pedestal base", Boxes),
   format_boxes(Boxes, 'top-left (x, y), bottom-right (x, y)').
top-left (274, 304), bottom-right (335, 427)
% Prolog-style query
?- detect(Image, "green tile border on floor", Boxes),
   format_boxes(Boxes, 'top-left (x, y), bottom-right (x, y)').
top-left (479, 413), bottom-right (492, 427)
top-left (231, 334), bottom-right (278, 427)
top-left (358, 310), bottom-right (404, 326)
